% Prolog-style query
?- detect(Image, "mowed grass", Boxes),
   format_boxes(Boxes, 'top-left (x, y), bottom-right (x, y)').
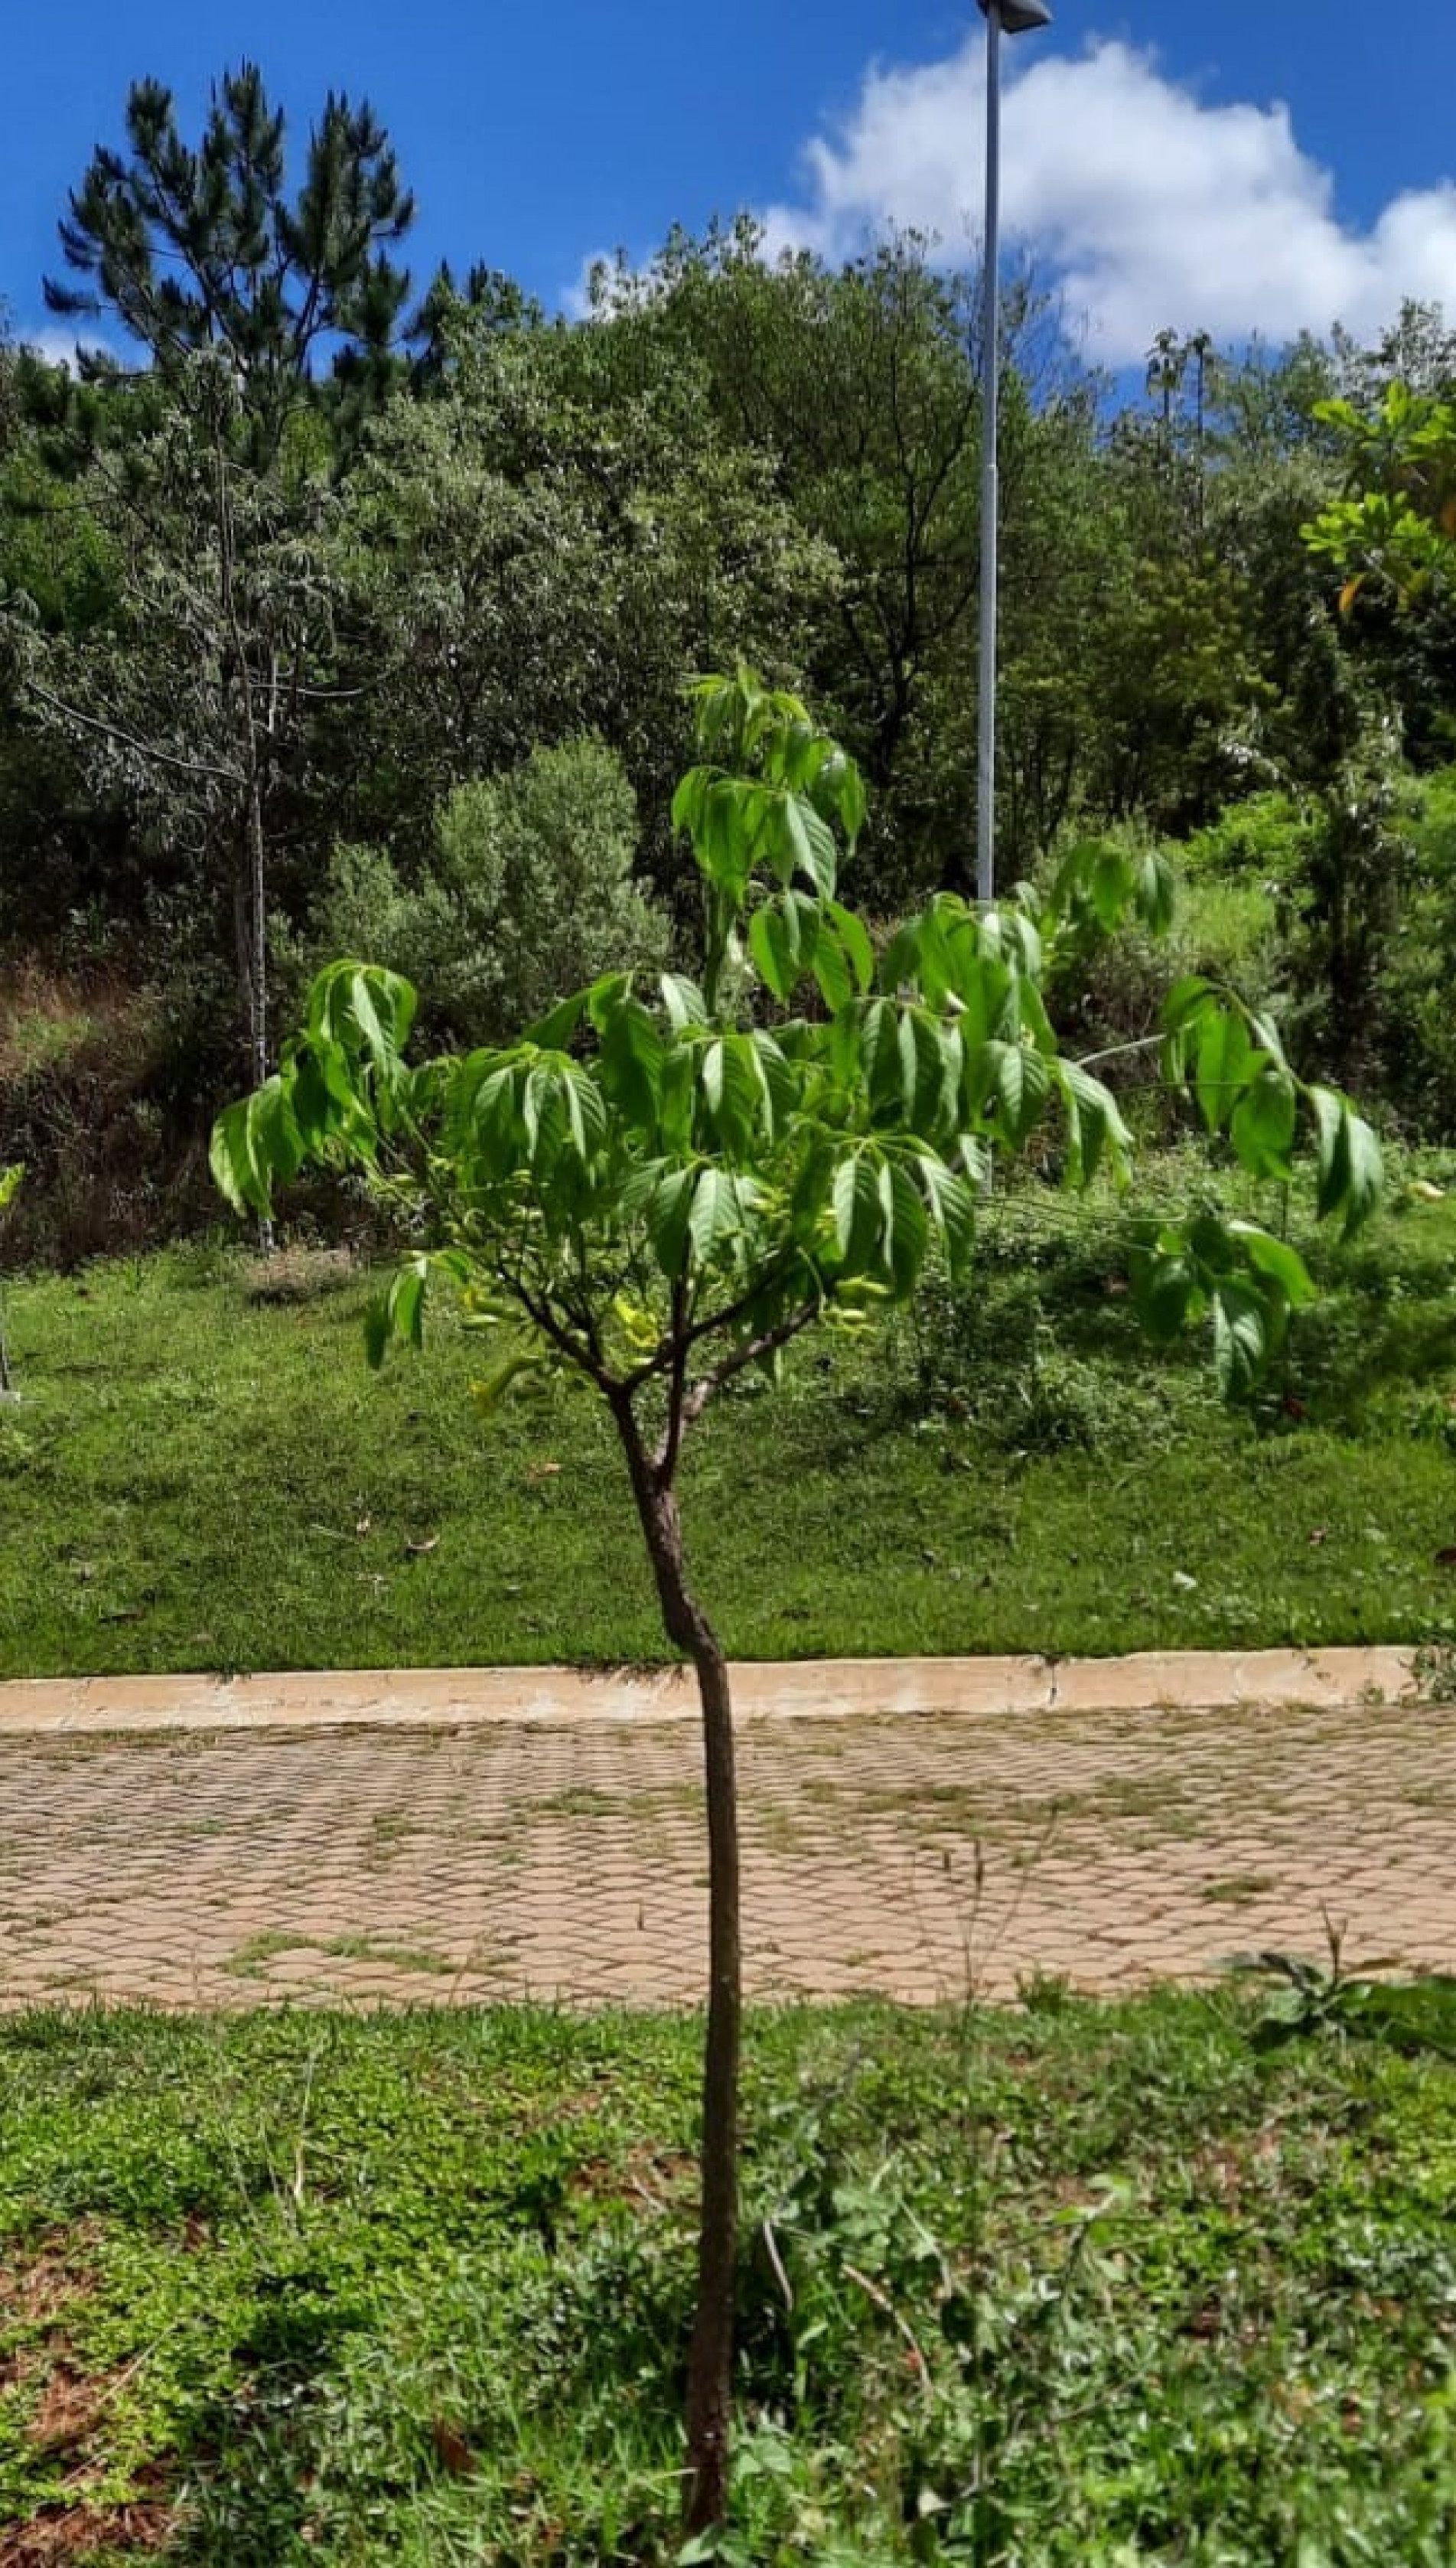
top-left (2, 1165), bottom-right (1456, 1678)
top-left (1, 1993), bottom-right (1454, 2563)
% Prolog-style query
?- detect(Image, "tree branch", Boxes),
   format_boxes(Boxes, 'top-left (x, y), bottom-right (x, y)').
top-left (1072, 1033), bottom-right (1165, 1075)
top-left (512, 1272), bottom-right (614, 1394)
top-left (681, 1296), bottom-right (824, 1429)
top-left (623, 1259), bottom-right (800, 1395)
top-left (653, 1273), bottom-right (693, 1484)
top-left (19, 673), bottom-right (240, 786)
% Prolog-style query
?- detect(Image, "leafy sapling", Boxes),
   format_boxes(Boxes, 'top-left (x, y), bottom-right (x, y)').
top-left (212, 667), bottom-right (1379, 2531)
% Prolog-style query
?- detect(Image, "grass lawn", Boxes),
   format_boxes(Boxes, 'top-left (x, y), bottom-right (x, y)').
top-left (2, 1165), bottom-right (1455, 1680)
top-left (1, 1991), bottom-right (1453, 2563)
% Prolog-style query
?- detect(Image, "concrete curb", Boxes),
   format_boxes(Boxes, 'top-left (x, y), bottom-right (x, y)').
top-left (0, 1645), bottom-right (1419, 1739)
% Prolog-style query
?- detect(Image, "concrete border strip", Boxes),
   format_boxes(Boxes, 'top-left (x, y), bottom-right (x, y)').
top-left (0, 1646), bottom-right (1417, 1739)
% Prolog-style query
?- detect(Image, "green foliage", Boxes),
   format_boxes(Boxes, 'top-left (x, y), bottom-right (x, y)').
top-left (1379, 763), bottom-right (1456, 1127)
top-left (1233, 1936), bottom-right (1456, 2061)
top-left (1120, 974), bottom-right (1380, 1385)
top-left (1304, 380), bottom-right (1456, 608)
top-left (298, 741), bottom-right (669, 1047)
top-left (15, 195), bottom-right (1456, 1230)
top-left (0, 1159), bottom-right (20, 1393)
top-left (220, 677), bottom-right (1096, 1405)
top-left (44, 63), bottom-right (416, 455)
top-left (214, 672), bottom-right (1379, 1459)
top-left (2, 1994), bottom-right (1455, 2560)
top-left (1181, 790), bottom-right (1319, 884)
top-left (1044, 835), bottom-right (1177, 943)
top-left (337, 318), bottom-right (839, 878)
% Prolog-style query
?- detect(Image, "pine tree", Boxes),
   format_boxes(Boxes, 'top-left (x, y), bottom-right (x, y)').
top-left (44, 64), bottom-right (415, 459)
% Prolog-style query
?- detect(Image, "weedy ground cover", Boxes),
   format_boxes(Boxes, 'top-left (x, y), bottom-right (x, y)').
top-left (1, 1990), bottom-right (1453, 2563)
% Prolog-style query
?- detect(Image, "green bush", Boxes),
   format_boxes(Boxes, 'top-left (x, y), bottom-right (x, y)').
top-left (300, 738), bottom-right (670, 1044)
top-left (1180, 788), bottom-right (1320, 885)
top-left (1380, 763), bottom-right (1456, 1133)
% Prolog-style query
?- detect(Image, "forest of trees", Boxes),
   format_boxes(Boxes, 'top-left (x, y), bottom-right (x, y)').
top-left (5, 64), bottom-right (1456, 1259)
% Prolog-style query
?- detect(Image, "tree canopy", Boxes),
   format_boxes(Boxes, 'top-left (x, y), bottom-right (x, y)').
top-left (44, 63), bottom-right (415, 455)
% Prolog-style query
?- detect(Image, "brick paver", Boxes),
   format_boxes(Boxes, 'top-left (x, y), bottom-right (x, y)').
top-left (1, 1674), bottom-right (1451, 2006)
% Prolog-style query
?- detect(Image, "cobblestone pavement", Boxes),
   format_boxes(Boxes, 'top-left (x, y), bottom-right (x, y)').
top-left (1, 1681), bottom-right (1451, 2007)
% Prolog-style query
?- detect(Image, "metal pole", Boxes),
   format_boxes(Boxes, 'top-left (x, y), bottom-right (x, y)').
top-left (976, 1), bottom-right (1002, 907)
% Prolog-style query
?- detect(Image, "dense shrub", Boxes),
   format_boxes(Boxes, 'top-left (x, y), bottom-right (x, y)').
top-left (295, 737), bottom-right (671, 1046)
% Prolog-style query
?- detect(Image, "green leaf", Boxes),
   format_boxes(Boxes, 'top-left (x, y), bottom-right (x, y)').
top-left (1058, 1059), bottom-right (1132, 1187)
top-left (644, 1166), bottom-right (696, 1279)
top-left (983, 1040), bottom-right (1051, 1149)
top-left (525, 987), bottom-right (591, 1050)
top-left (1133, 848), bottom-right (1177, 937)
top-left (209, 1076), bottom-right (305, 1217)
top-left (1212, 1279), bottom-right (1269, 1401)
top-left (1193, 1008), bottom-right (1256, 1133)
top-left (1159, 974), bottom-right (1219, 1080)
top-left (858, 999), bottom-right (904, 1119)
top-left (783, 791), bottom-right (838, 898)
top-left (660, 973), bottom-right (708, 1031)
top-left (1310, 1088), bottom-right (1383, 1237)
top-left (882, 1160), bottom-right (930, 1296)
top-left (1131, 1240), bottom-right (1201, 1346)
top-left (1230, 1066), bottom-right (1297, 1181)
top-left (688, 1166), bottom-right (748, 1266)
top-left (748, 902), bottom-right (797, 1002)
top-left (471, 1352), bottom-right (547, 1418)
top-left (1229, 1222), bottom-right (1316, 1308)
top-left (917, 1158), bottom-right (977, 1279)
top-left (594, 990), bottom-right (666, 1130)
top-left (363, 1257), bottom-right (429, 1370)
top-left (815, 751), bottom-right (868, 849)
top-left (812, 927), bottom-right (853, 1016)
top-left (363, 1292), bottom-right (391, 1370)
top-left (391, 1259), bottom-right (428, 1351)
top-left (889, 1009), bottom-right (956, 1140)
top-left (697, 1034), bottom-right (766, 1155)
top-left (832, 1152), bottom-right (883, 1274)
top-left (826, 901), bottom-right (875, 996)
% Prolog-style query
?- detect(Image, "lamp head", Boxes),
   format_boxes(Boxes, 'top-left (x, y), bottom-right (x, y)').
top-left (979, 0), bottom-right (1054, 31)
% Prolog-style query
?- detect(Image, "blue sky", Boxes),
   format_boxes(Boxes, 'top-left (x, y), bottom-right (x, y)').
top-left (5, 2), bottom-right (1456, 365)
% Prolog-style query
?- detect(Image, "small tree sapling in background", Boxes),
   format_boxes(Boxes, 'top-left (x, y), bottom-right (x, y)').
top-left (213, 669), bottom-right (1380, 2534)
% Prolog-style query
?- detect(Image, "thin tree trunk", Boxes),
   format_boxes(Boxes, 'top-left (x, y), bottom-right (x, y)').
top-left (215, 422), bottom-right (274, 1252)
top-left (611, 1395), bottom-right (741, 2534)
top-left (245, 774), bottom-right (269, 1097)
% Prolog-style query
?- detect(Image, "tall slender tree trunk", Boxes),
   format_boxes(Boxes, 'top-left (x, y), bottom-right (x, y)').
top-left (245, 774), bottom-right (269, 1097)
top-left (231, 813), bottom-right (275, 1256)
top-left (216, 422), bottom-right (274, 1252)
top-left (613, 1398), bottom-right (741, 2534)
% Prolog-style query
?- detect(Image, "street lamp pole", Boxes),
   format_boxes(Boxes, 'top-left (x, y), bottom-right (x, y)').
top-left (976, 0), bottom-right (1053, 906)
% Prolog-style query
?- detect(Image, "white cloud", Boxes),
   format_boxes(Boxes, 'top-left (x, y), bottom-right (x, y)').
top-left (758, 34), bottom-right (1456, 362)
top-left (561, 252), bottom-right (613, 324)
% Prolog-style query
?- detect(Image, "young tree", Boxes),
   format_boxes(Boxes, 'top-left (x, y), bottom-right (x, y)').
top-left (212, 671), bottom-right (1380, 2531)
top-left (9, 357), bottom-right (340, 1099)
top-left (45, 62), bottom-right (415, 461)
